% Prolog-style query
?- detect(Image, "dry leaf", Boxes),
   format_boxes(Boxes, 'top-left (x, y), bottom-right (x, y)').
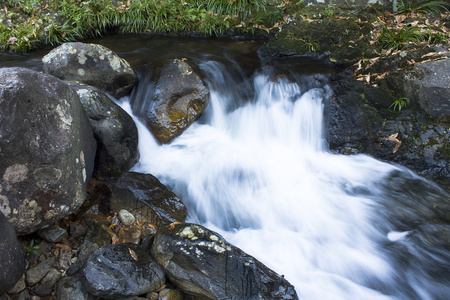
top-left (169, 222), bottom-right (182, 230)
top-left (421, 52), bottom-right (437, 58)
top-left (128, 248), bottom-right (138, 261)
top-left (112, 234), bottom-right (120, 244)
top-left (395, 15), bottom-right (407, 24)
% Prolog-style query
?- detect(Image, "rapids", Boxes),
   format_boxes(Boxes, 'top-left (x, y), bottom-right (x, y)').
top-left (113, 44), bottom-right (450, 300)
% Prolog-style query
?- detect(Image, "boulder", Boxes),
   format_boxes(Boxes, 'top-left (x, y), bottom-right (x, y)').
top-left (0, 67), bottom-right (96, 235)
top-left (130, 58), bottom-right (209, 144)
top-left (81, 243), bottom-right (165, 298)
top-left (42, 42), bottom-right (137, 99)
top-left (66, 82), bottom-right (139, 179)
top-left (151, 223), bottom-right (299, 300)
top-left (0, 211), bottom-right (26, 296)
top-left (110, 172), bottom-right (187, 228)
top-left (387, 58), bottom-right (450, 123)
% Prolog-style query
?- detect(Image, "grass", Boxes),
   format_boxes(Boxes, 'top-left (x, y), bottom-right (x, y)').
top-left (397, 0), bottom-right (449, 15)
top-left (378, 25), bottom-right (425, 50)
top-left (390, 97), bottom-right (410, 111)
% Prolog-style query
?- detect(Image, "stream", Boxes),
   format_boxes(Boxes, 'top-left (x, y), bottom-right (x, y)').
top-left (2, 36), bottom-right (449, 300)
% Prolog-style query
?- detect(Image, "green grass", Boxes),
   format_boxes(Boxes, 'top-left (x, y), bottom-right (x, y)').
top-left (397, 0), bottom-right (449, 15)
top-left (378, 25), bottom-right (425, 50)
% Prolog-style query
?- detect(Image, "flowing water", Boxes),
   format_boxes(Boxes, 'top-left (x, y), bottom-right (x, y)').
top-left (119, 43), bottom-right (449, 300)
top-left (2, 37), bottom-right (448, 299)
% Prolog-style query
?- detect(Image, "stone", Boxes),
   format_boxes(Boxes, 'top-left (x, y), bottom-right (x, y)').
top-left (37, 225), bottom-right (68, 243)
top-left (117, 224), bottom-right (142, 244)
top-left (118, 209), bottom-right (136, 226)
top-left (81, 243), bottom-right (166, 298)
top-left (57, 275), bottom-right (91, 300)
top-left (16, 290), bottom-right (30, 300)
top-left (130, 58), bottom-right (209, 144)
top-left (390, 58), bottom-right (450, 122)
top-left (42, 42), bottom-right (137, 99)
top-left (76, 223), bottom-right (113, 269)
top-left (110, 172), bottom-right (187, 228)
top-left (70, 222), bottom-right (89, 238)
top-left (158, 288), bottom-right (183, 300)
top-left (25, 257), bottom-right (56, 287)
top-left (0, 67), bottom-right (96, 235)
top-left (8, 275), bottom-right (25, 294)
top-left (151, 223), bottom-right (299, 300)
top-left (34, 268), bottom-right (61, 297)
top-left (0, 211), bottom-right (26, 296)
top-left (66, 82), bottom-right (139, 178)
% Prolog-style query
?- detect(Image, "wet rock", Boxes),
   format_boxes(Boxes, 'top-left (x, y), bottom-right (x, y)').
top-left (42, 42), bottom-right (137, 99)
top-left (0, 212), bottom-right (26, 296)
top-left (25, 257), bottom-right (56, 286)
top-left (110, 172), bottom-right (187, 228)
top-left (67, 82), bottom-right (139, 179)
top-left (118, 209), bottom-right (136, 226)
top-left (130, 58), bottom-right (209, 144)
top-left (0, 67), bottom-right (96, 235)
top-left (81, 243), bottom-right (165, 298)
top-left (76, 223), bottom-right (113, 269)
top-left (16, 290), bottom-right (30, 300)
top-left (34, 268), bottom-right (61, 297)
top-left (37, 225), bottom-right (68, 243)
top-left (151, 223), bottom-right (299, 300)
top-left (57, 275), bottom-right (92, 300)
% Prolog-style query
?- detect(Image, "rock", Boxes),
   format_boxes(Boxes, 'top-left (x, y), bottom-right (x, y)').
top-left (110, 172), bottom-right (187, 228)
top-left (0, 212), bottom-right (26, 296)
top-left (151, 223), bottom-right (299, 300)
top-left (57, 275), bottom-right (92, 300)
top-left (118, 209), bottom-right (136, 226)
top-left (25, 257), bottom-right (56, 287)
top-left (67, 82), bottom-right (139, 179)
top-left (34, 268), bottom-right (61, 297)
top-left (0, 67), bottom-right (96, 235)
top-left (158, 288), bottom-right (183, 300)
top-left (69, 222), bottom-right (89, 238)
top-left (81, 243), bottom-right (165, 298)
top-left (16, 290), bottom-right (30, 300)
top-left (387, 58), bottom-right (450, 122)
top-left (76, 223), bottom-right (113, 269)
top-left (8, 275), bottom-right (26, 294)
top-left (42, 42), bottom-right (137, 99)
top-left (37, 225), bottom-right (68, 243)
top-left (130, 58), bottom-right (209, 144)
top-left (117, 224), bottom-right (142, 244)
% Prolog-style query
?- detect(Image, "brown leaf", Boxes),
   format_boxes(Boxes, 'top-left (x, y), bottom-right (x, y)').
top-left (111, 234), bottom-right (120, 244)
top-left (395, 15), bottom-right (407, 24)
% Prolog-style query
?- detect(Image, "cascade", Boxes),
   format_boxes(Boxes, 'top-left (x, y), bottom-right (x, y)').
top-left (119, 56), bottom-right (450, 300)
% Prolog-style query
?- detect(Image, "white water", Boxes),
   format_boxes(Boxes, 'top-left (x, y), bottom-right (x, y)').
top-left (119, 60), bottom-right (449, 299)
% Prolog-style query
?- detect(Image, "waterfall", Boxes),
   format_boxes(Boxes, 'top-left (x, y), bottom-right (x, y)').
top-left (119, 58), bottom-right (450, 300)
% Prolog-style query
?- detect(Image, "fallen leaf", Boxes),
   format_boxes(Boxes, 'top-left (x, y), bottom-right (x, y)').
top-left (128, 248), bottom-right (138, 261)
top-left (112, 234), bottom-right (120, 244)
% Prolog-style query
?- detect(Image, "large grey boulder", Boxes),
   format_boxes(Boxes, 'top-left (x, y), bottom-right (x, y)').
top-left (42, 42), bottom-right (137, 99)
top-left (389, 58), bottom-right (450, 122)
top-left (110, 172), bottom-right (187, 228)
top-left (81, 243), bottom-right (165, 298)
top-left (131, 58), bottom-right (209, 144)
top-left (0, 211), bottom-right (26, 296)
top-left (0, 67), bottom-right (96, 234)
top-left (67, 82), bottom-right (139, 179)
top-left (151, 223), bottom-right (299, 300)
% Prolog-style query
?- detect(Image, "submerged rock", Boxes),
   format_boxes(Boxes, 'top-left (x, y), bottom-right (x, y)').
top-left (42, 42), bottom-right (137, 99)
top-left (151, 223), bottom-right (299, 300)
top-left (67, 82), bottom-right (139, 179)
top-left (0, 67), bottom-right (96, 234)
top-left (131, 58), bottom-right (209, 144)
top-left (0, 212), bottom-right (26, 296)
top-left (81, 243), bottom-right (165, 298)
top-left (110, 172), bottom-right (187, 228)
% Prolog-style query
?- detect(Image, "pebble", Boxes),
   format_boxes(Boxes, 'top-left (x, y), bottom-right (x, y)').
top-left (25, 257), bottom-right (56, 286)
top-left (158, 288), bottom-right (183, 300)
top-left (34, 268), bottom-right (61, 297)
top-left (69, 222), bottom-right (88, 238)
top-left (118, 209), bottom-right (136, 226)
top-left (8, 275), bottom-right (26, 294)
